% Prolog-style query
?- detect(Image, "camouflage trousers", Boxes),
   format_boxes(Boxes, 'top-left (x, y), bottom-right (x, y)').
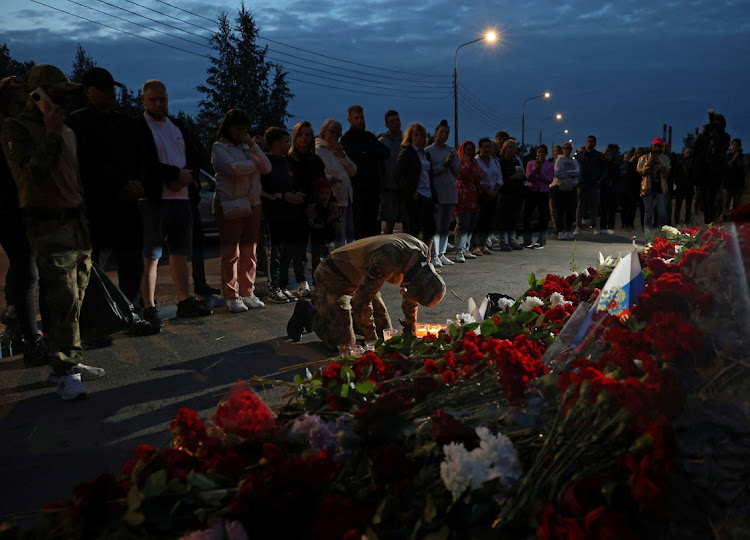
top-left (312, 259), bottom-right (392, 351)
top-left (25, 210), bottom-right (91, 374)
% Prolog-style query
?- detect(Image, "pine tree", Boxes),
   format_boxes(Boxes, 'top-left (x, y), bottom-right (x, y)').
top-left (0, 43), bottom-right (34, 79)
top-left (197, 3), bottom-right (292, 146)
top-left (69, 43), bottom-right (97, 84)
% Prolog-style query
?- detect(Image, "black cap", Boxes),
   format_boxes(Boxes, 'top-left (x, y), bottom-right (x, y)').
top-left (81, 67), bottom-right (124, 90)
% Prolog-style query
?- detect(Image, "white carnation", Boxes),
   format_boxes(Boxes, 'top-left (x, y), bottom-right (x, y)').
top-left (548, 291), bottom-right (568, 307)
top-left (518, 296), bottom-right (544, 312)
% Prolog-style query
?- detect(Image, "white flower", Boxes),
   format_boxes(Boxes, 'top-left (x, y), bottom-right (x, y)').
top-left (440, 428), bottom-right (521, 500)
top-left (596, 252), bottom-right (616, 272)
top-left (548, 291), bottom-right (571, 308)
top-left (495, 297), bottom-right (515, 313)
top-left (662, 225), bottom-right (681, 237)
top-left (518, 296), bottom-right (544, 312)
top-left (455, 312), bottom-right (476, 325)
top-left (581, 268), bottom-right (590, 277)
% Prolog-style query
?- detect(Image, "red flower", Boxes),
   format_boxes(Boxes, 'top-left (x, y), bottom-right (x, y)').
top-left (444, 350), bottom-right (457, 369)
top-left (369, 442), bottom-right (414, 492)
top-left (423, 358), bottom-right (443, 374)
top-left (354, 352), bottom-right (385, 381)
top-left (322, 362), bottom-right (343, 385)
top-left (215, 388), bottom-right (276, 441)
top-left (442, 369), bottom-right (457, 385)
top-left (483, 336), bottom-right (547, 405)
top-left (134, 444), bottom-right (156, 461)
top-left (643, 311), bottom-right (705, 362)
top-left (169, 408), bottom-right (206, 453)
top-left (648, 237), bottom-right (677, 260)
top-left (432, 409), bottom-right (477, 448)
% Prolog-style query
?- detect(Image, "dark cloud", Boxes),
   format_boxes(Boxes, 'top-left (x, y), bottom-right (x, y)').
top-left (1, 0), bottom-right (748, 149)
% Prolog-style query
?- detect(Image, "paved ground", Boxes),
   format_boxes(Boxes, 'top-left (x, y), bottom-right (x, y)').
top-left (0, 227), bottom-right (642, 517)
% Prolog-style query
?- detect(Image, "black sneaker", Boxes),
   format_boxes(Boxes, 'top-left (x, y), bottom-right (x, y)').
top-left (195, 284), bottom-right (221, 296)
top-left (509, 242), bottom-right (524, 251)
top-left (532, 243), bottom-right (545, 250)
top-left (23, 334), bottom-right (49, 366)
top-left (126, 314), bottom-right (161, 336)
top-left (141, 307), bottom-right (162, 328)
top-left (267, 289), bottom-right (290, 304)
top-left (176, 297), bottom-right (213, 318)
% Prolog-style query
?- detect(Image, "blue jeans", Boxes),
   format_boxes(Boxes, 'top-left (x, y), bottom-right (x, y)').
top-left (454, 212), bottom-right (478, 254)
top-left (642, 192), bottom-right (666, 232)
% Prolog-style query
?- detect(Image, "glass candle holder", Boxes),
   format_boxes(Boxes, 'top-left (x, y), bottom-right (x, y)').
top-left (338, 344), bottom-right (351, 359)
top-left (351, 345), bottom-right (365, 358)
top-left (364, 340), bottom-right (376, 351)
top-left (427, 324), bottom-right (441, 336)
top-left (415, 322), bottom-right (428, 338)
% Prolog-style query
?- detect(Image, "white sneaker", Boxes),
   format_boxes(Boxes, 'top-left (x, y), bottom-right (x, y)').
top-left (48, 363), bottom-right (105, 384)
top-left (297, 281), bottom-right (311, 298)
top-left (593, 229), bottom-right (600, 235)
top-left (242, 295), bottom-right (265, 309)
top-left (439, 254), bottom-right (454, 266)
top-left (606, 229), bottom-right (614, 235)
top-left (56, 372), bottom-right (88, 400)
top-left (455, 251), bottom-right (465, 263)
top-left (432, 257), bottom-right (443, 268)
top-left (227, 298), bottom-right (248, 313)
top-left (463, 250), bottom-right (477, 259)
top-left (573, 227), bottom-right (581, 236)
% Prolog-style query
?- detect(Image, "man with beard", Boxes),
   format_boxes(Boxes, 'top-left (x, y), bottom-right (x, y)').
top-left (2, 65), bottom-right (105, 400)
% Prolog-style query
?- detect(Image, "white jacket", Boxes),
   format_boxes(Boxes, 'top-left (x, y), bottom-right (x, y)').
top-left (210, 140), bottom-right (271, 206)
top-left (315, 138), bottom-right (356, 207)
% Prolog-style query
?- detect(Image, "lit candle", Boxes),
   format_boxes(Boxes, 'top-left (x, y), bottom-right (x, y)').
top-left (415, 323), bottom-right (428, 338)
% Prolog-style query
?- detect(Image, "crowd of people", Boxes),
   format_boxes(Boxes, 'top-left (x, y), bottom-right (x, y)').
top-left (0, 63), bottom-right (746, 400)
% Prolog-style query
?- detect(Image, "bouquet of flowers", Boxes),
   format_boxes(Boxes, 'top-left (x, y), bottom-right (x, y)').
top-left (5, 212), bottom-right (750, 539)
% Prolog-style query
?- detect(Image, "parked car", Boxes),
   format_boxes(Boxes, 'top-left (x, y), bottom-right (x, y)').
top-left (198, 169), bottom-right (217, 233)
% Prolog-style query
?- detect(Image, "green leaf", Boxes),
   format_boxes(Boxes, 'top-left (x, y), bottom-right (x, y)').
top-left (143, 469), bottom-right (167, 498)
top-left (528, 272), bottom-right (536, 287)
top-left (480, 319), bottom-right (496, 337)
top-left (355, 380), bottom-right (377, 394)
top-left (188, 472), bottom-right (218, 491)
top-left (341, 365), bottom-right (355, 384)
top-left (340, 383), bottom-right (349, 398)
top-left (197, 488), bottom-right (228, 507)
top-left (310, 379), bottom-right (323, 387)
top-left (293, 374), bottom-right (303, 385)
top-left (127, 485), bottom-right (144, 512)
top-left (514, 311), bottom-right (538, 324)
top-left (423, 495), bottom-right (437, 523)
top-left (123, 510), bottom-right (145, 527)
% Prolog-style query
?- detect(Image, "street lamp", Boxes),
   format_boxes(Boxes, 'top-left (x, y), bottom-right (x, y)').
top-left (454, 31), bottom-right (497, 148)
top-left (521, 91), bottom-right (550, 150)
top-left (539, 113), bottom-right (562, 147)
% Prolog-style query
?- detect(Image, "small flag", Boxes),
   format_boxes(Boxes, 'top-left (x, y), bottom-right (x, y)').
top-left (570, 246), bottom-right (645, 347)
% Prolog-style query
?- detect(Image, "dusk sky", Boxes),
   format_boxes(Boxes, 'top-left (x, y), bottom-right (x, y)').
top-left (2, 0), bottom-right (749, 152)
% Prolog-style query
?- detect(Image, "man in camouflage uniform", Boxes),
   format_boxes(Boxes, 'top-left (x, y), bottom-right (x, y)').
top-left (312, 233), bottom-right (446, 350)
top-left (1, 64), bottom-right (104, 400)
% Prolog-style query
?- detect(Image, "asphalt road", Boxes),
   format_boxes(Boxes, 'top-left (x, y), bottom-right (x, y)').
top-left (0, 228), bottom-right (641, 517)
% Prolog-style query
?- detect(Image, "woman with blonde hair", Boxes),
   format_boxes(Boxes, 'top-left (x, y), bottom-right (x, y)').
top-left (395, 122), bottom-right (436, 250)
top-left (211, 109), bottom-right (272, 312)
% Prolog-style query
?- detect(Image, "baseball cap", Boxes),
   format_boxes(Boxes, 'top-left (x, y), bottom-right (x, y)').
top-left (81, 67), bottom-right (125, 90)
top-left (404, 263), bottom-right (446, 307)
top-left (651, 137), bottom-right (666, 146)
top-left (26, 64), bottom-right (81, 92)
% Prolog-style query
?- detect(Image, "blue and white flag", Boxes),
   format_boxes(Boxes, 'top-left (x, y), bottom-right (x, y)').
top-left (570, 246), bottom-right (645, 347)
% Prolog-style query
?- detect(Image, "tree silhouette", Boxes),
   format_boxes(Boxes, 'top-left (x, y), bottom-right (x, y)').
top-left (197, 3), bottom-right (292, 147)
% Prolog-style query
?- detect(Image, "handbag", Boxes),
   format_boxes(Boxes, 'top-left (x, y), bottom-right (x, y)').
top-left (217, 196), bottom-right (252, 219)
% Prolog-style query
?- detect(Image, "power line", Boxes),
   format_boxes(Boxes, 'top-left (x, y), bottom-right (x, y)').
top-left (146, 0), bottom-right (452, 80)
top-left (288, 77), bottom-right (451, 100)
top-left (457, 90), bottom-right (505, 125)
top-left (92, 0), bottom-right (208, 41)
top-left (29, 0), bottom-right (211, 59)
top-left (64, 0), bottom-right (449, 93)
top-left (63, 0), bottom-right (211, 49)
top-left (30, 0), bottom-right (452, 100)
top-left (116, 0), bottom-right (451, 87)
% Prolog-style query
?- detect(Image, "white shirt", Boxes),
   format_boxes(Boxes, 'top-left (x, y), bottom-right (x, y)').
top-left (144, 114), bottom-right (188, 200)
top-left (476, 155), bottom-right (503, 190)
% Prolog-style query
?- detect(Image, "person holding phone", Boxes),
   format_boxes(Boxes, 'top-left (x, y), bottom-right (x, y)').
top-left (2, 64), bottom-right (105, 400)
top-left (523, 144), bottom-right (554, 248)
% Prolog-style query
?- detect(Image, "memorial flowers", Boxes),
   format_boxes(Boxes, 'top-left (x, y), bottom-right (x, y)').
top-left (6, 215), bottom-right (750, 539)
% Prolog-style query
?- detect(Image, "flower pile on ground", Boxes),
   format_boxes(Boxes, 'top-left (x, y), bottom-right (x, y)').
top-left (5, 217), bottom-right (750, 539)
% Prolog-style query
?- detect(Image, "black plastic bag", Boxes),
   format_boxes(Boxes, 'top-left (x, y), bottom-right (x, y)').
top-left (80, 262), bottom-right (135, 339)
top-left (287, 299), bottom-right (316, 342)
top-left (485, 292), bottom-right (515, 319)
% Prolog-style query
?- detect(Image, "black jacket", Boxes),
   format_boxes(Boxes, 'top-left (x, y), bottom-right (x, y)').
top-left (135, 114), bottom-right (201, 204)
top-left (340, 128), bottom-right (389, 194)
top-left (394, 145), bottom-right (437, 202)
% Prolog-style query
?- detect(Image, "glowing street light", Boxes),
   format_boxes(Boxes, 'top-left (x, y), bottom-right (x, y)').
top-left (454, 30), bottom-right (498, 148)
top-left (539, 113), bottom-right (562, 146)
top-left (521, 91), bottom-right (550, 150)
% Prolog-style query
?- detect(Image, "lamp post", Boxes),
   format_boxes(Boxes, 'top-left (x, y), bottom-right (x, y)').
top-left (551, 129), bottom-right (569, 147)
top-left (521, 91), bottom-right (550, 150)
top-left (454, 31), bottom-right (497, 148)
top-left (539, 113), bottom-right (562, 147)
